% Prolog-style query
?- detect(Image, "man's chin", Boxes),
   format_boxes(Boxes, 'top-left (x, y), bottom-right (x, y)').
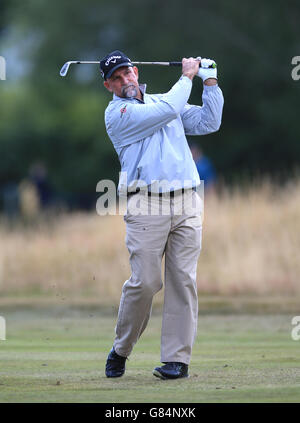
top-left (122, 86), bottom-right (138, 99)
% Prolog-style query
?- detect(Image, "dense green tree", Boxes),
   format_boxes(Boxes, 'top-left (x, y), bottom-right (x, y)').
top-left (1, 0), bottom-right (300, 208)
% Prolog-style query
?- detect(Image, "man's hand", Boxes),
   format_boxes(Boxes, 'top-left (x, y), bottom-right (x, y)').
top-left (182, 57), bottom-right (201, 81)
top-left (197, 58), bottom-right (218, 85)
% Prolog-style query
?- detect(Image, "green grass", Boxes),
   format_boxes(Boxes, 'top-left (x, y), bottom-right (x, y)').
top-left (0, 309), bottom-right (300, 403)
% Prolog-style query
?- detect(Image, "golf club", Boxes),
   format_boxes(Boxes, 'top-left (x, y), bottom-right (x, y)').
top-left (60, 59), bottom-right (216, 77)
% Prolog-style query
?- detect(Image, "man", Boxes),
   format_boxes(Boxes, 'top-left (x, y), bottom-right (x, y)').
top-left (189, 143), bottom-right (217, 192)
top-left (101, 50), bottom-right (224, 379)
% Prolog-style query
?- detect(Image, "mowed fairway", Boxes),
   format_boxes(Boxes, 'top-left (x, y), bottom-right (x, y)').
top-left (0, 308), bottom-right (299, 403)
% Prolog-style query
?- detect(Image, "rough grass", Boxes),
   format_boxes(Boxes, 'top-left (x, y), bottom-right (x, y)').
top-left (1, 179), bottom-right (300, 303)
top-left (0, 309), bottom-right (300, 403)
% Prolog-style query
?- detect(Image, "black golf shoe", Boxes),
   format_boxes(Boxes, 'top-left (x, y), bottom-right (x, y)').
top-left (153, 362), bottom-right (189, 380)
top-left (105, 347), bottom-right (127, 378)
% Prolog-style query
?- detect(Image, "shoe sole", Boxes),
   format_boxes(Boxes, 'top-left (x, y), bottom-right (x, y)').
top-left (152, 369), bottom-right (189, 380)
top-left (152, 369), bottom-right (167, 380)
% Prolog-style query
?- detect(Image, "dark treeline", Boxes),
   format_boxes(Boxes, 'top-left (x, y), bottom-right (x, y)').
top-left (0, 0), bottom-right (299, 209)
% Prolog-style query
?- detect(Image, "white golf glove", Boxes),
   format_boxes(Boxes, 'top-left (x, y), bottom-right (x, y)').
top-left (196, 57), bottom-right (217, 81)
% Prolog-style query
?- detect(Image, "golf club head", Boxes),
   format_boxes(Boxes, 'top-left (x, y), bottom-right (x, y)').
top-left (60, 62), bottom-right (72, 77)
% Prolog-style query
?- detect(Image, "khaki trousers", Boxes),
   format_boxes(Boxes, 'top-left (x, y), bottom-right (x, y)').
top-left (114, 189), bottom-right (202, 365)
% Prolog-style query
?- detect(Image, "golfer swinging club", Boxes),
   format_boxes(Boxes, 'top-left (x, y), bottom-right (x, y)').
top-left (101, 50), bottom-right (224, 379)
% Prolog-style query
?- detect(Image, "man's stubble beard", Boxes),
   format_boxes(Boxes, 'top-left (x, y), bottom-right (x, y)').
top-left (121, 84), bottom-right (138, 99)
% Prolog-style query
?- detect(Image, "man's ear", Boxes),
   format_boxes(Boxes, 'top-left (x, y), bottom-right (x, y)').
top-left (104, 81), bottom-right (112, 92)
top-left (133, 66), bottom-right (139, 79)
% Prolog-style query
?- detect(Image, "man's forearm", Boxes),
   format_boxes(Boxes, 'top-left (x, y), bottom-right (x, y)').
top-left (180, 84), bottom-right (224, 135)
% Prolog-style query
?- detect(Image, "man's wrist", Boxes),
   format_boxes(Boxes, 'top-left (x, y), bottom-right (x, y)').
top-left (204, 78), bottom-right (218, 86)
top-left (183, 73), bottom-right (195, 81)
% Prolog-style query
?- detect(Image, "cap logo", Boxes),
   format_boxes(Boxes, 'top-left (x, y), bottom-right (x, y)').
top-left (105, 55), bottom-right (121, 66)
top-left (100, 50), bottom-right (131, 80)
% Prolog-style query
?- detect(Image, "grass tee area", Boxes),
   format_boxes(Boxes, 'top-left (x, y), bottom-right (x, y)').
top-left (0, 305), bottom-right (299, 403)
top-left (1, 183), bottom-right (300, 402)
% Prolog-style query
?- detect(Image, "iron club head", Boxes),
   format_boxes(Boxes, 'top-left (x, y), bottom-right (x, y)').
top-left (60, 61), bottom-right (72, 77)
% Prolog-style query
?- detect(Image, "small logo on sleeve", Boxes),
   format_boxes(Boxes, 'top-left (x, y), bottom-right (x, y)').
top-left (120, 104), bottom-right (127, 117)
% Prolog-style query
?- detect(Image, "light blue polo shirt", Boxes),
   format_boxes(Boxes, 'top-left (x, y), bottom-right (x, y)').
top-left (104, 75), bottom-right (224, 194)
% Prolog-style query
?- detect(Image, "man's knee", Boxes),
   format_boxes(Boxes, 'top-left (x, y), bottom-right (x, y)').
top-left (143, 278), bottom-right (163, 297)
top-left (124, 276), bottom-right (163, 298)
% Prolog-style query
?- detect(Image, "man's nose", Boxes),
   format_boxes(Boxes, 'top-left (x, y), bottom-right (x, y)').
top-left (121, 75), bottom-right (130, 85)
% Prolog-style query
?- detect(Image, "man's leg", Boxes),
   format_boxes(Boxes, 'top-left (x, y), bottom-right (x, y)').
top-left (160, 190), bottom-right (202, 365)
top-left (113, 194), bottom-right (171, 358)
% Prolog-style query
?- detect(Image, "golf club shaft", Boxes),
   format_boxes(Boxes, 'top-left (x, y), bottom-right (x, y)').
top-left (60, 60), bottom-right (215, 77)
top-left (133, 62), bottom-right (182, 66)
top-left (65, 61), bottom-right (185, 66)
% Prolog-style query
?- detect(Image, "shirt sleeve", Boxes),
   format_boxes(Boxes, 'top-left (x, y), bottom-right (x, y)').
top-left (181, 84), bottom-right (224, 135)
top-left (105, 76), bottom-right (192, 147)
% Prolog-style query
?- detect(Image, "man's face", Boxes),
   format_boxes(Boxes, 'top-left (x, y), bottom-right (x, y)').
top-left (104, 66), bottom-right (140, 98)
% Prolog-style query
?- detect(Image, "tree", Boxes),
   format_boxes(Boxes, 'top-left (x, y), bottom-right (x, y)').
top-left (1, 0), bottom-right (300, 209)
